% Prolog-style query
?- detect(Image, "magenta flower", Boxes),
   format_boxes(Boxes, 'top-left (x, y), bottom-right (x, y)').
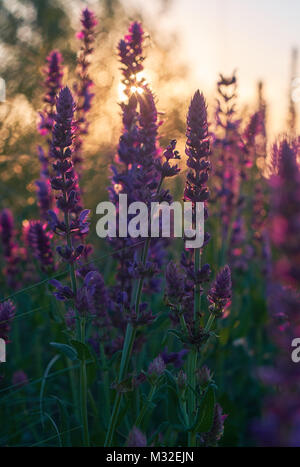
top-left (24, 220), bottom-right (55, 272)
top-left (73, 8), bottom-right (97, 168)
top-left (208, 265), bottom-right (232, 316)
top-left (270, 139), bottom-right (300, 288)
top-left (184, 90), bottom-right (210, 205)
top-left (38, 50), bottom-right (63, 136)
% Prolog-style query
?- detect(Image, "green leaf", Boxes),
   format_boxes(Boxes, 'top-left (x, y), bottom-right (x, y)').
top-left (193, 385), bottom-right (215, 434)
top-left (50, 342), bottom-right (78, 361)
top-left (43, 412), bottom-right (62, 447)
top-left (40, 355), bottom-right (60, 429)
top-left (167, 329), bottom-right (183, 341)
top-left (70, 340), bottom-right (92, 361)
top-left (50, 396), bottom-right (71, 447)
top-left (164, 369), bottom-right (178, 388)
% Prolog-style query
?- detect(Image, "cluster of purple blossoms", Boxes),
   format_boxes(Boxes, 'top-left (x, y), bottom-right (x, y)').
top-left (184, 91), bottom-right (210, 205)
top-left (243, 98), bottom-right (267, 253)
top-left (48, 87), bottom-right (109, 336)
top-left (48, 87), bottom-right (89, 257)
top-left (127, 427), bottom-right (147, 447)
top-left (38, 50), bottom-right (64, 136)
top-left (73, 8), bottom-right (98, 168)
top-left (180, 91), bottom-right (212, 333)
top-left (207, 265), bottom-right (232, 317)
top-left (0, 300), bottom-right (15, 342)
top-left (107, 23), bottom-right (179, 349)
top-left (36, 50), bottom-right (64, 218)
top-left (212, 73), bottom-right (245, 246)
top-left (24, 220), bottom-right (55, 273)
top-left (253, 138), bottom-right (300, 446)
top-left (160, 348), bottom-right (188, 368)
top-left (51, 270), bottom-right (109, 323)
top-left (148, 355), bottom-right (166, 378)
top-left (35, 176), bottom-right (53, 221)
top-left (166, 92), bottom-right (232, 345)
top-left (270, 139), bottom-right (300, 288)
top-left (201, 403), bottom-right (227, 446)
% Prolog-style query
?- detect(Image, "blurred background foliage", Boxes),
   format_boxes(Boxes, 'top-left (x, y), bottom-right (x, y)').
top-left (0, 0), bottom-right (190, 222)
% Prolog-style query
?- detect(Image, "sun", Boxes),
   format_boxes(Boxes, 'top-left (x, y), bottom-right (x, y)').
top-left (130, 85), bottom-right (144, 95)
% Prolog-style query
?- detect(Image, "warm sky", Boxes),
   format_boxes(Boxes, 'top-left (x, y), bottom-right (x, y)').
top-left (122, 0), bottom-right (300, 137)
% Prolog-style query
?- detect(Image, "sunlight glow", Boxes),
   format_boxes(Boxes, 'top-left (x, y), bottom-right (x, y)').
top-left (130, 85), bottom-right (144, 94)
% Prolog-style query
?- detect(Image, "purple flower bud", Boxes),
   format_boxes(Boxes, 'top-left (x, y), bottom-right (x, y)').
top-left (35, 179), bottom-right (53, 219)
top-left (196, 365), bottom-right (213, 386)
top-left (25, 221), bottom-right (54, 272)
top-left (208, 265), bottom-right (232, 316)
top-left (148, 355), bottom-right (166, 377)
top-left (38, 50), bottom-right (63, 136)
top-left (127, 426), bottom-right (147, 447)
top-left (73, 8), bottom-right (98, 169)
top-left (83, 270), bottom-right (109, 317)
top-left (49, 280), bottom-right (74, 301)
top-left (65, 308), bottom-right (76, 329)
top-left (165, 262), bottom-right (185, 301)
top-left (0, 300), bottom-right (15, 342)
top-left (202, 404), bottom-right (227, 446)
top-left (12, 370), bottom-right (29, 387)
top-left (161, 348), bottom-right (188, 368)
top-left (184, 91), bottom-right (211, 205)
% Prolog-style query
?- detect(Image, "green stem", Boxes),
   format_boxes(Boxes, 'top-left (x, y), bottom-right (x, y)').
top-left (104, 176), bottom-right (165, 447)
top-left (187, 248), bottom-right (201, 447)
top-left (204, 313), bottom-right (215, 332)
top-left (194, 248), bottom-right (201, 324)
top-left (66, 357), bottom-right (79, 421)
top-left (100, 343), bottom-right (111, 422)
top-left (134, 384), bottom-right (156, 428)
top-left (62, 188), bottom-right (88, 445)
top-left (104, 241), bottom-right (149, 447)
top-left (80, 318), bottom-right (89, 446)
top-left (187, 350), bottom-right (197, 423)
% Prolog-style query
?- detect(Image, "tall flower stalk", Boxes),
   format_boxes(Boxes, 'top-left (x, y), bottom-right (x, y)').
top-left (165, 92), bottom-right (232, 446)
top-left (213, 73), bottom-right (246, 262)
top-left (105, 25), bottom-right (180, 444)
top-left (105, 137), bottom-right (180, 446)
top-left (73, 7), bottom-right (98, 170)
top-left (184, 91), bottom-right (211, 445)
top-left (48, 87), bottom-right (90, 446)
top-left (36, 50), bottom-right (63, 216)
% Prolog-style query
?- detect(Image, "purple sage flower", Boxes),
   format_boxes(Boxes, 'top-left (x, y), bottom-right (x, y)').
top-left (24, 220), bottom-right (55, 272)
top-left (127, 426), bottom-right (147, 447)
top-left (38, 50), bottom-right (63, 136)
top-left (148, 355), bottom-right (166, 377)
top-left (73, 8), bottom-right (98, 169)
top-left (12, 370), bottom-right (29, 387)
top-left (0, 300), bottom-right (15, 342)
top-left (207, 265), bottom-right (232, 316)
